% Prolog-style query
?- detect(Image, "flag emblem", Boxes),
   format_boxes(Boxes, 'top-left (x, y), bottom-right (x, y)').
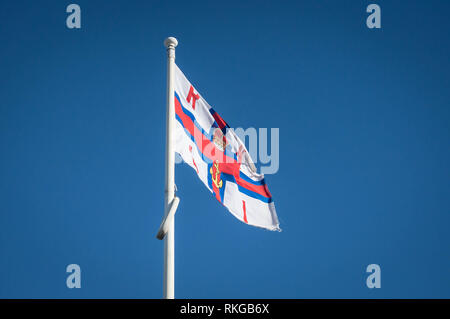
top-left (210, 160), bottom-right (223, 189)
top-left (212, 128), bottom-right (228, 151)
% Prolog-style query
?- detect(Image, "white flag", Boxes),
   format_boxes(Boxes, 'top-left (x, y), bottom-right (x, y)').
top-left (173, 64), bottom-right (280, 231)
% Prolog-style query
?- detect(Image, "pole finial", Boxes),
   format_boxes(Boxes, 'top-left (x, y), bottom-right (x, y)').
top-left (164, 37), bottom-right (178, 49)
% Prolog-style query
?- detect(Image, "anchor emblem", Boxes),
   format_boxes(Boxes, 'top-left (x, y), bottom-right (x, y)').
top-left (210, 160), bottom-right (223, 189)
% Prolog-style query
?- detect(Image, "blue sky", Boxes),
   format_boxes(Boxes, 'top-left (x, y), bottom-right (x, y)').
top-left (1, 0), bottom-right (449, 298)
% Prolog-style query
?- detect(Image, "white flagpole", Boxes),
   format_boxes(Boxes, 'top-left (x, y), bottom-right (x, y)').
top-left (163, 36), bottom-right (178, 299)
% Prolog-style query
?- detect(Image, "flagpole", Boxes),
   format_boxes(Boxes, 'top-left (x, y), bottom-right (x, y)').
top-left (163, 36), bottom-right (177, 299)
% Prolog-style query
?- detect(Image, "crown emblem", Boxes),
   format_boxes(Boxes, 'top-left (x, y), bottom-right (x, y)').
top-left (212, 128), bottom-right (228, 151)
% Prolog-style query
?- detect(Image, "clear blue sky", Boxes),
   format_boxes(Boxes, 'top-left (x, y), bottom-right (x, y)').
top-left (1, 0), bottom-right (449, 298)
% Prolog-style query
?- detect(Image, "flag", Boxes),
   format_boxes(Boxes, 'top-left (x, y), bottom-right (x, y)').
top-left (173, 64), bottom-right (280, 231)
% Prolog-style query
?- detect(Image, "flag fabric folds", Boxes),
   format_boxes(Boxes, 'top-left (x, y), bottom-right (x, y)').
top-left (173, 64), bottom-right (280, 231)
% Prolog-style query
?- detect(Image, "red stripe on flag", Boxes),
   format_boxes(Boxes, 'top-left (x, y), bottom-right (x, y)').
top-left (192, 159), bottom-right (199, 174)
top-left (212, 112), bottom-right (228, 130)
top-left (242, 200), bottom-right (248, 223)
top-left (235, 177), bottom-right (272, 199)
